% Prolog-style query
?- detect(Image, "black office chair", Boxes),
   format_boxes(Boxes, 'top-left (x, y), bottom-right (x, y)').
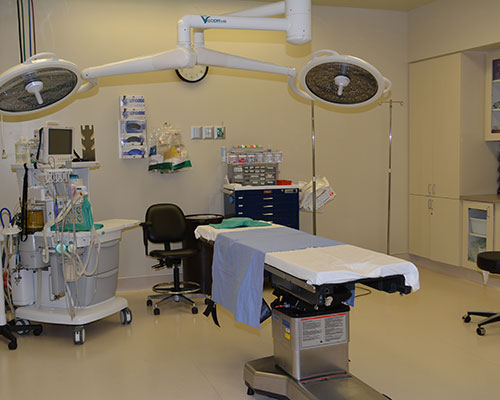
top-left (141, 203), bottom-right (200, 315)
top-left (462, 251), bottom-right (500, 335)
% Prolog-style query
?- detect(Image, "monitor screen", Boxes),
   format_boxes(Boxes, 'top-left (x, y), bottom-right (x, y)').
top-left (48, 128), bottom-right (73, 155)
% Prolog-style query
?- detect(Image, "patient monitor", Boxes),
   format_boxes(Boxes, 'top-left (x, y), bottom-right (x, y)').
top-left (36, 126), bottom-right (74, 164)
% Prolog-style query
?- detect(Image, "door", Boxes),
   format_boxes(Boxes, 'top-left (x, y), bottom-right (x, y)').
top-left (409, 61), bottom-right (434, 196)
top-left (430, 54), bottom-right (461, 199)
top-left (429, 197), bottom-right (461, 266)
top-left (409, 194), bottom-right (431, 258)
top-left (462, 201), bottom-right (494, 270)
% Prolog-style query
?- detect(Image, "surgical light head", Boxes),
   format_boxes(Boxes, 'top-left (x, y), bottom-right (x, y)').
top-left (0, 53), bottom-right (82, 116)
top-left (297, 50), bottom-right (391, 107)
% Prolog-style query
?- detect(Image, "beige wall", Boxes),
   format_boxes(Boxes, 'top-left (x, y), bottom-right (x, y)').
top-left (0, 0), bottom-right (409, 282)
top-left (409, 0), bottom-right (500, 62)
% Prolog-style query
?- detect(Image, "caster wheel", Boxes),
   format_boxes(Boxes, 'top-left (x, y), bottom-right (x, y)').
top-left (15, 319), bottom-right (30, 335)
top-left (204, 298), bottom-right (210, 305)
top-left (33, 327), bottom-right (43, 336)
top-left (477, 327), bottom-right (486, 336)
top-left (8, 340), bottom-right (17, 350)
top-left (120, 308), bottom-right (133, 325)
top-left (247, 387), bottom-right (255, 396)
top-left (462, 315), bottom-right (471, 323)
top-left (146, 299), bottom-right (153, 307)
top-left (192, 307), bottom-right (198, 315)
top-left (74, 327), bottom-right (86, 345)
top-left (153, 307), bottom-right (160, 316)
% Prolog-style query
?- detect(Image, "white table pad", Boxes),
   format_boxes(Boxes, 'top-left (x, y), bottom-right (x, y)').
top-left (194, 225), bottom-right (419, 291)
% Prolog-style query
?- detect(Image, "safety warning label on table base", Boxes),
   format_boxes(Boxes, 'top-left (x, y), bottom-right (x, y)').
top-left (300, 313), bottom-right (348, 349)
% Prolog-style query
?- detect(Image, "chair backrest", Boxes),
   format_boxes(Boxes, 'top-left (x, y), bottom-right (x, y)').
top-left (144, 203), bottom-right (187, 244)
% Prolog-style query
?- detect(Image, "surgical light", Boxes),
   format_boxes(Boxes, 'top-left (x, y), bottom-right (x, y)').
top-left (0, 0), bottom-right (391, 116)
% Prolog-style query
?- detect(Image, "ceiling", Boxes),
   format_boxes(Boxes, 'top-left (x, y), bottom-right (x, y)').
top-left (256, 0), bottom-right (437, 11)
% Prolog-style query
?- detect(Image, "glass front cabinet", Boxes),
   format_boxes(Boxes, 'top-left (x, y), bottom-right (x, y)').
top-left (485, 51), bottom-right (500, 140)
top-left (462, 201), bottom-right (494, 269)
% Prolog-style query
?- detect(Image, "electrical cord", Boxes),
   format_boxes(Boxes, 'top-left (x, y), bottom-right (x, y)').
top-left (16, 0), bottom-right (23, 63)
top-left (0, 115), bottom-right (7, 159)
top-left (20, 0), bottom-right (26, 62)
top-left (31, 0), bottom-right (36, 54)
top-left (28, 0), bottom-right (31, 57)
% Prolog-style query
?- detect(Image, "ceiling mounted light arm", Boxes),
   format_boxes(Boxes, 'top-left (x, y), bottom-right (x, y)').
top-left (225, 1), bottom-right (286, 17)
top-left (178, 0), bottom-right (311, 47)
top-left (81, 47), bottom-right (196, 80)
top-left (196, 47), bottom-right (295, 76)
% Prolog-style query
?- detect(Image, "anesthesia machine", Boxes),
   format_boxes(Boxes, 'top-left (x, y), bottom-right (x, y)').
top-left (1, 125), bottom-right (137, 348)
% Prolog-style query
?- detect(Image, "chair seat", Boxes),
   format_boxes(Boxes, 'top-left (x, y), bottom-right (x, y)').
top-left (477, 252), bottom-right (500, 274)
top-left (150, 248), bottom-right (197, 260)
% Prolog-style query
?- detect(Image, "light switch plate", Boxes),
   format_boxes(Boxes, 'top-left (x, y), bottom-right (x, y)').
top-left (202, 126), bottom-right (214, 139)
top-left (191, 126), bottom-right (202, 139)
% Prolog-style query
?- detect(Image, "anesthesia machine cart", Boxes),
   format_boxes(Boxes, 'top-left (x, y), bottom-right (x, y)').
top-left (8, 161), bottom-right (138, 345)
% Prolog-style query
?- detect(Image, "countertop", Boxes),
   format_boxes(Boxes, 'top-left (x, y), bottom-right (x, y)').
top-left (460, 194), bottom-right (500, 203)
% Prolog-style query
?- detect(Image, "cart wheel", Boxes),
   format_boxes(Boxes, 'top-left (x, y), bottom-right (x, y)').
top-left (153, 307), bottom-right (160, 316)
top-left (247, 387), bottom-right (255, 396)
top-left (462, 315), bottom-right (471, 323)
top-left (120, 308), bottom-right (133, 325)
top-left (74, 327), bottom-right (86, 345)
top-left (477, 327), bottom-right (486, 336)
top-left (15, 319), bottom-right (30, 335)
top-left (33, 327), bottom-right (43, 336)
top-left (146, 299), bottom-right (153, 307)
top-left (192, 307), bottom-right (198, 315)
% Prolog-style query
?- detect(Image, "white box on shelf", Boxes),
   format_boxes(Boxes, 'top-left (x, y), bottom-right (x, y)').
top-left (470, 217), bottom-right (487, 236)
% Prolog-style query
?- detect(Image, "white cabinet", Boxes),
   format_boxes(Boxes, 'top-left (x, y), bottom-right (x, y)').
top-left (409, 52), bottom-right (497, 266)
top-left (484, 51), bottom-right (500, 141)
top-left (462, 201), bottom-right (494, 269)
top-left (410, 195), bottom-right (461, 266)
top-left (409, 54), bottom-right (460, 199)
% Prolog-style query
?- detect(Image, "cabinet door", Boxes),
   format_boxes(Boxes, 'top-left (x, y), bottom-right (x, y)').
top-left (485, 50), bottom-right (500, 141)
top-left (409, 55), bottom-right (460, 198)
top-left (430, 54), bottom-right (461, 199)
top-left (409, 61), bottom-right (434, 196)
top-left (429, 197), bottom-right (461, 266)
top-left (409, 194), bottom-right (431, 257)
top-left (462, 201), bottom-right (494, 269)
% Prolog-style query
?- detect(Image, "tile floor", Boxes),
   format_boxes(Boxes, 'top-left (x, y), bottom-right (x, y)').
top-left (1, 266), bottom-right (499, 400)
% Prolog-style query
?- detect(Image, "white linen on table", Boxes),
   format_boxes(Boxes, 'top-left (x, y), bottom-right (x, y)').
top-left (194, 223), bottom-right (280, 242)
top-left (266, 244), bottom-right (419, 291)
top-left (194, 224), bottom-right (419, 292)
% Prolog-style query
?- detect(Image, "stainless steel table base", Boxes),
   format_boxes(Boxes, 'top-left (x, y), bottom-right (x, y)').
top-left (244, 356), bottom-right (390, 400)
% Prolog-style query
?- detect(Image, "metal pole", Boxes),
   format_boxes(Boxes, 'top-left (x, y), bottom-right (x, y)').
top-left (380, 99), bottom-right (403, 255)
top-left (387, 100), bottom-right (393, 255)
top-left (311, 100), bottom-right (317, 235)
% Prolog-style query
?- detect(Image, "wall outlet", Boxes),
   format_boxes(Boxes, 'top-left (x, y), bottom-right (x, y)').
top-left (191, 126), bottom-right (202, 139)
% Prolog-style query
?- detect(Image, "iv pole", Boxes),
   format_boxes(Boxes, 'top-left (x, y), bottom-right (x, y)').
top-left (380, 99), bottom-right (403, 254)
top-left (311, 100), bottom-right (317, 235)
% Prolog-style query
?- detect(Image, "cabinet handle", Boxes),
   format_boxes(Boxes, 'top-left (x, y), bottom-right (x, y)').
top-left (263, 205), bottom-right (274, 208)
top-left (428, 199), bottom-right (433, 210)
top-left (262, 213), bottom-right (274, 216)
top-left (432, 184), bottom-right (436, 195)
top-left (428, 184), bottom-right (431, 194)
top-left (263, 197), bottom-right (273, 200)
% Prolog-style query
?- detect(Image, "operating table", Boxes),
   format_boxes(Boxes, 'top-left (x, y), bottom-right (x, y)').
top-left (194, 224), bottom-right (419, 400)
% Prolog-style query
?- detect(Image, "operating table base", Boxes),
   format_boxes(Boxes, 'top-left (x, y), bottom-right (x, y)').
top-left (244, 356), bottom-right (389, 400)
